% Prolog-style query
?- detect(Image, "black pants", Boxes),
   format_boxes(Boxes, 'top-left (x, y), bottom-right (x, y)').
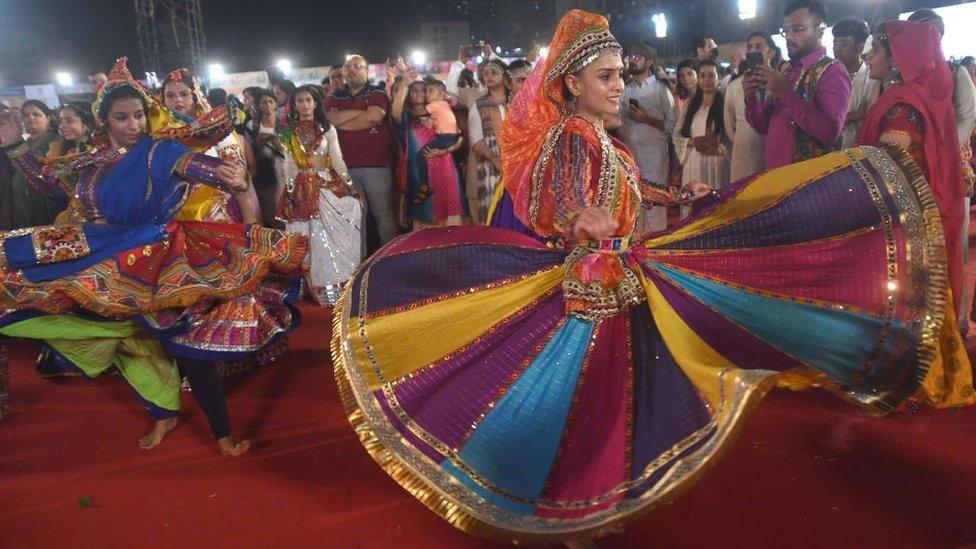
top-left (179, 359), bottom-right (230, 439)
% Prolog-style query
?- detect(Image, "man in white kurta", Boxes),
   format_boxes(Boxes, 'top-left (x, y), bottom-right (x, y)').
top-left (618, 41), bottom-right (677, 232)
top-left (832, 18), bottom-right (878, 150)
top-left (724, 76), bottom-right (765, 182)
top-left (723, 33), bottom-right (776, 182)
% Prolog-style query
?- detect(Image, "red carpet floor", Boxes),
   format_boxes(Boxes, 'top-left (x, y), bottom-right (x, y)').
top-left (2, 303), bottom-right (975, 548)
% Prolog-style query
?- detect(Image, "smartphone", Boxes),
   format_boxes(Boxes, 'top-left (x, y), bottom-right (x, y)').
top-left (464, 43), bottom-right (483, 57)
top-left (745, 51), bottom-right (765, 73)
top-left (628, 98), bottom-right (640, 109)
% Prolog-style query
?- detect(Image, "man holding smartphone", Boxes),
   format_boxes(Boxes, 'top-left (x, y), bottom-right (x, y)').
top-left (724, 32), bottom-right (773, 181)
top-left (743, 0), bottom-right (850, 169)
top-left (616, 41), bottom-right (676, 232)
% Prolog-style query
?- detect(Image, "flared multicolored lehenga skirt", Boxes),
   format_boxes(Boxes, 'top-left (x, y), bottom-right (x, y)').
top-left (332, 146), bottom-right (972, 543)
top-left (0, 221), bottom-right (307, 418)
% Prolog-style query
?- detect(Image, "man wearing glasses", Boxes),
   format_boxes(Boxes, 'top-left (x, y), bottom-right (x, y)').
top-left (743, 0), bottom-right (851, 169)
top-left (325, 54), bottom-right (397, 254)
top-left (616, 42), bottom-right (676, 232)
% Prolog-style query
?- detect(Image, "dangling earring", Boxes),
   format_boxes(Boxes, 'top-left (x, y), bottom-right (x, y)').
top-left (888, 64), bottom-right (903, 86)
top-left (571, 95), bottom-right (579, 111)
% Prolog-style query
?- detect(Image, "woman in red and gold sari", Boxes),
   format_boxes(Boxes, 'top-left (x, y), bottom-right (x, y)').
top-left (859, 20), bottom-right (975, 404)
top-left (332, 10), bottom-right (971, 545)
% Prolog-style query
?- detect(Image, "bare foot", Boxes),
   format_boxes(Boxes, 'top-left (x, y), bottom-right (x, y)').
top-left (138, 417), bottom-right (178, 449)
top-left (564, 539), bottom-right (598, 549)
top-left (217, 436), bottom-right (251, 456)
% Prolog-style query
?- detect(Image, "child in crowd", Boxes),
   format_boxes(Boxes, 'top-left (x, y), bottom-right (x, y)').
top-left (422, 78), bottom-right (461, 153)
top-left (416, 78), bottom-right (462, 196)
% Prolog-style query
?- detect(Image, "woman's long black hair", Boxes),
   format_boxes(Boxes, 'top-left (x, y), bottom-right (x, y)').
top-left (21, 99), bottom-right (55, 132)
top-left (288, 84), bottom-right (331, 131)
top-left (96, 86), bottom-right (149, 123)
top-left (675, 58), bottom-right (699, 100)
top-left (479, 58), bottom-right (510, 101)
top-left (679, 59), bottom-right (724, 138)
top-left (59, 101), bottom-right (95, 129)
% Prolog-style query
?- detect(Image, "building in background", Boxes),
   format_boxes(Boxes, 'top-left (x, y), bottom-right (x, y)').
top-left (421, 21), bottom-right (471, 63)
top-left (496, 1), bottom-right (556, 54)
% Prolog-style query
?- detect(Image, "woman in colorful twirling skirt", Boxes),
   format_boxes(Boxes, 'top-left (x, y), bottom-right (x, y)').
top-left (332, 10), bottom-right (972, 545)
top-left (0, 59), bottom-right (306, 455)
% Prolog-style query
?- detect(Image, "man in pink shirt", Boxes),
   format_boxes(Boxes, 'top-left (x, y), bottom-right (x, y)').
top-left (744, 0), bottom-right (851, 169)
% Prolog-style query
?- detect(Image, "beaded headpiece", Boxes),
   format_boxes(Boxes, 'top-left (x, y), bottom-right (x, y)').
top-left (544, 26), bottom-right (622, 92)
top-left (91, 57), bottom-right (157, 127)
top-left (59, 101), bottom-right (95, 128)
top-left (506, 61), bottom-right (534, 80)
top-left (88, 57), bottom-right (235, 151)
top-left (500, 10), bottom-right (622, 208)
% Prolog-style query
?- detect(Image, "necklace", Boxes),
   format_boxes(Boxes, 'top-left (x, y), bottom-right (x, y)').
top-left (295, 120), bottom-right (323, 152)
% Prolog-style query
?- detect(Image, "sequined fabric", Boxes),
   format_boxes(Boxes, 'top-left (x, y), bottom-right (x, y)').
top-left (277, 120), bottom-right (361, 306)
top-left (333, 145), bottom-right (971, 543)
top-left (859, 21), bottom-right (965, 313)
top-left (285, 188), bottom-right (361, 307)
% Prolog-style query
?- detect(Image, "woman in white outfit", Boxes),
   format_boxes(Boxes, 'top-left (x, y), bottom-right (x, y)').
top-left (673, 59), bottom-right (730, 217)
top-left (278, 85), bottom-right (362, 306)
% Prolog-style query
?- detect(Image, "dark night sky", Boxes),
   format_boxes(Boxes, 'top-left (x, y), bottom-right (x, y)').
top-left (0, 0), bottom-right (423, 81)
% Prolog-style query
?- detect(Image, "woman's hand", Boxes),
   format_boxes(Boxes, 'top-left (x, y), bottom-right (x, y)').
top-left (572, 207), bottom-right (619, 240)
top-left (489, 155), bottom-right (503, 173)
top-left (692, 134), bottom-right (721, 155)
top-left (682, 182), bottom-right (713, 202)
top-left (424, 147), bottom-right (449, 158)
top-left (216, 161), bottom-right (248, 193)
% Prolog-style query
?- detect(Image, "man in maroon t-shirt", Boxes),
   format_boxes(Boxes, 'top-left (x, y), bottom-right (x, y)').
top-left (325, 55), bottom-right (396, 252)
